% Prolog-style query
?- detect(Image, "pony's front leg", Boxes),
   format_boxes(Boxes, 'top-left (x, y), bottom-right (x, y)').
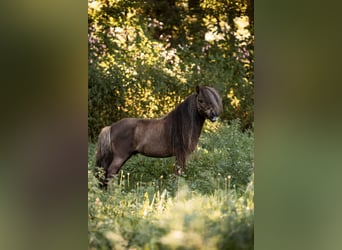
top-left (174, 158), bottom-right (186, 175)
top-left (174, 166), bottom-right (183, 175)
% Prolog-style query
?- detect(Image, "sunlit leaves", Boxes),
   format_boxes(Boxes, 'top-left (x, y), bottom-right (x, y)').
top-left (88, 120), bottom-right (254, 249)
top-left (88, 0), bottom-right (254, 140)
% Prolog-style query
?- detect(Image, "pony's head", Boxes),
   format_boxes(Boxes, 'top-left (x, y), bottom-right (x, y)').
top-left (196, 86), bottom-right (223, 122)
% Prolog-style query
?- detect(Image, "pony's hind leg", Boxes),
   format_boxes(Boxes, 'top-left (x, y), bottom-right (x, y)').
top-left (105, 154), bottom-right (132, 187)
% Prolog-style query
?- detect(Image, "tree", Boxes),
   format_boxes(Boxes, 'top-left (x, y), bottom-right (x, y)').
top-left (88, 0), bottom-right (254, 141)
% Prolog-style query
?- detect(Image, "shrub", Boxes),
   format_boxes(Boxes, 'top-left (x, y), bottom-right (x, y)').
top-left (88, 0), bottom-right (254, 141)
top-left (88, 120), bottom-right (254, 249)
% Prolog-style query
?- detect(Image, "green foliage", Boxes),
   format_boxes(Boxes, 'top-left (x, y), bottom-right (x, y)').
top-left (88, 0), bottom-right (254, 141)
top-left (88, 121), bottom-right (254, 249)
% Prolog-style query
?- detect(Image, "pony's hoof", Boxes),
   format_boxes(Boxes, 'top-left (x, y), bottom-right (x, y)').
top-left (174, 166), bottom-right (183, 175)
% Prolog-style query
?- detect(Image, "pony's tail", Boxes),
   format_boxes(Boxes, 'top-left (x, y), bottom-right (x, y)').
top-left (95, 126), bottom-right (113, 188)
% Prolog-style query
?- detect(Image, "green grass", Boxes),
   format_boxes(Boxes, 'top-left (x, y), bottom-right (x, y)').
top-left (88, 120), bottom-right (254, 249)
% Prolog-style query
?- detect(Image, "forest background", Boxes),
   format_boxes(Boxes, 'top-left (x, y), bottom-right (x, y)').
top-left (88, 0), bottom-right (254, 140)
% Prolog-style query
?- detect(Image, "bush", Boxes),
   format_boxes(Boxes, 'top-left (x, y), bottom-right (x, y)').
top-left (88, 0), bottom-right (254, 141)
top-left (88, 120), bottom-right (254, 249)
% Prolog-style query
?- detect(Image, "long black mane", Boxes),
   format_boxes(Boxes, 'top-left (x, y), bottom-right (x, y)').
top-left (165, 94), bottom-right (205, 166)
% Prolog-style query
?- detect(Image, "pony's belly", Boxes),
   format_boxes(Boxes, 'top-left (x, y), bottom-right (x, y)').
top-left (140, 151), bottom-right (173, 158)
top-left (136, 139), bottom-right (173, 158)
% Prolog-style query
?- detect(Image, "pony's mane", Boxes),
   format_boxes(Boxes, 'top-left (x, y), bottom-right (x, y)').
top-left (165, 94), bottom-right (205, 165)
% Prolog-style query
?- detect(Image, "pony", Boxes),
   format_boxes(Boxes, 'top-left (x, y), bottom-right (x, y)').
top-left (95, 86), bottom-right (223, 188)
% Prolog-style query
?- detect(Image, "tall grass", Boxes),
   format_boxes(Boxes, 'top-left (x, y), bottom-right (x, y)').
top-left (88, 120), bottom-right (254, 249)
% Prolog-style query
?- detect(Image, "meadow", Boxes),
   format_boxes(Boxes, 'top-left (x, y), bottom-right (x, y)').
top-left (88, 120), bottom-right (254, 250)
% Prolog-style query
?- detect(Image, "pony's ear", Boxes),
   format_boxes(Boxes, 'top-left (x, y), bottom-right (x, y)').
top-left (196, 85), bottom-right (201, 94)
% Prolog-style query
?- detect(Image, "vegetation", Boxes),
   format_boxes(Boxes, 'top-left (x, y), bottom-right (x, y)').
top-left (88, 121), bottom-right (254, 249)
top-left (88, 0), bottom-right (254, 141)
top-left (88, 0), bottom-right (254, 248)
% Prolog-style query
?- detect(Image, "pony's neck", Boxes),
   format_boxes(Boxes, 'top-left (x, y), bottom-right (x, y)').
top-left (166, 94), bottom-right (206, 160)
top-left (185, 94), bottom-right (206, 136)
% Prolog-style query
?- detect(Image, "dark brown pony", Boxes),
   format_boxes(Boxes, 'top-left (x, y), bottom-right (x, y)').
top-left (95, 86), bottom-right (222, 188)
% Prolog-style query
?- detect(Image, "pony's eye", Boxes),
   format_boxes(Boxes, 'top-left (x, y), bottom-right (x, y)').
top-left (198, 99), bottom-right (204, 104)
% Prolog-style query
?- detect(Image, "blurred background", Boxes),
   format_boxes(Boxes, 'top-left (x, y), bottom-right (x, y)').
top-left (1, 0), bottom-right (342, 249)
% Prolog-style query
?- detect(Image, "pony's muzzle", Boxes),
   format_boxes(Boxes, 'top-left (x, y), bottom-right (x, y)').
top-left (209, 111), bottom-right (219, 122)
top-left (210, 116), bottom-right (219, 122)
